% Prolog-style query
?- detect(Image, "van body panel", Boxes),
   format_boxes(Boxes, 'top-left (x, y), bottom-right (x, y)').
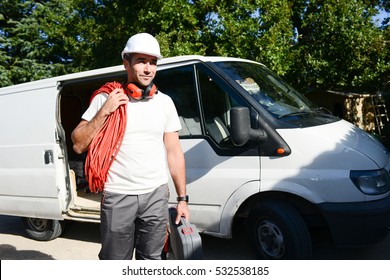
top-left (218, 180), bottom-right (260, 237)
top-left (0, 167), bottom-right (57, 197)
top-left (168, 139), bottom-right (260, 233)
top-left (0, 84), bottom-right (65, 219)
top-left (260, 167), bottom-right (362, 203)
top-left (259, 119), bottom-right (390, 204)
top-left (0, 195), bottom-right (62, 219)
top-left (276, 120), bottom-right (387, 170)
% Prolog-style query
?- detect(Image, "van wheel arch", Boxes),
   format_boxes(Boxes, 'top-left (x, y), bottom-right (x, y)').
top-left (248, 200), bottom-right (312, 259)
top-left (22, 217), bottom-right (65, 241)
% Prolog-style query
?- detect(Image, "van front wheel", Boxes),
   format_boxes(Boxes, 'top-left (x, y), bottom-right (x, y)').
top-left (22, 218), bottom-right (64, 241)
top-left (248, 201), bottom-right (312, 259)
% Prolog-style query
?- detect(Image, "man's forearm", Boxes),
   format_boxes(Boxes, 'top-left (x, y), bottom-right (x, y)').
top-left (168, 152), bottom-right (186, 196)
top-left (71, 109), bottom-right (110, 154)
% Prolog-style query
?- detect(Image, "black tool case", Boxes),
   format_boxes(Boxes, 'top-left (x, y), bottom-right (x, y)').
top-left (168, 207), bottom-right (203, 260)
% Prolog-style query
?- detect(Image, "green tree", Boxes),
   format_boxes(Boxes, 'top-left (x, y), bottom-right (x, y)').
top-left (0, 0), bottom-right (96, 87)
top-left (287, 0), bottom-right (389, 93)
top-left (194, 0), bottom-right (294, 75)
top-left (72, 0), bottom-right (204, 68)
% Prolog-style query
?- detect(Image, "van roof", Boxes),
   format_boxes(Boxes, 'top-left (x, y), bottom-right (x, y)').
top-left (0, 55), bottom-right (256, 94)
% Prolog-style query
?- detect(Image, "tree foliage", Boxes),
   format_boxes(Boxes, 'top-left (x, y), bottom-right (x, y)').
top-left (1, 0), bottom-right (389, 94)
top-left (0, 0), bottom-right (97, 86)
top-left (287, 0), bottom-right (389, 92)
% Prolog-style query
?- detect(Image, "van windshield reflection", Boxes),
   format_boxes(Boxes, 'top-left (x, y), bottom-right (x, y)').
top-left (214, 61), bottom-right (317, 118)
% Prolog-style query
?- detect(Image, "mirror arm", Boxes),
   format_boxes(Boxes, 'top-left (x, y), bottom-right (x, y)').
top-left (250, 129), bottom-right (267, 143)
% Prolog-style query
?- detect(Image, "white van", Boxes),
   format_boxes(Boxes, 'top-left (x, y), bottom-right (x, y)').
top-left (1, 55), bottom-right (390, 259)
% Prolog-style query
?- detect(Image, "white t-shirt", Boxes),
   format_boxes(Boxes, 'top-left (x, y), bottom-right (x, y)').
top-left (82, 91), bottom-right (181, 195)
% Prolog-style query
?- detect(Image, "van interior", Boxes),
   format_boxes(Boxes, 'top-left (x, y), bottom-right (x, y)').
top-left (59, 71), bottom-right (127, 221)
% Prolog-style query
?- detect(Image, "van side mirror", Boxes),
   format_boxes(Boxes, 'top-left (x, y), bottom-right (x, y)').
top-left (230, 107), bottom-right (267, 146)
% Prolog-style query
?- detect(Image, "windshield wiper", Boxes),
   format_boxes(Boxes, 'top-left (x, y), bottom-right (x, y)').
top-left (313, 107), bottom-right (333, 116)
top-left (278, 107), bottom-right (334, 119)
top-left (278, 111), bottom-right (311, 119)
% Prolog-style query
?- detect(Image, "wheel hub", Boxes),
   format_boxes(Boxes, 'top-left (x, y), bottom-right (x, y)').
top-left (27, 218), bottom-right (48, 232)
top-left (257, 220), bottom-right (285, 259)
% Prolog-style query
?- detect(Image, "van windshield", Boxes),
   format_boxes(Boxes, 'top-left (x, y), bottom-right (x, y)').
top-left (214, 61), bottom-right (318, 119)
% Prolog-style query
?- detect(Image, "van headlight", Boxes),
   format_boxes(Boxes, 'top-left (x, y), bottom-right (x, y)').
top-left (350, 169), bottom-right (390, 195)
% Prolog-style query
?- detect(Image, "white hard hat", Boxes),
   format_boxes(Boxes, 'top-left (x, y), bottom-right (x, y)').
top-left (121, 33), bottom-right (163, 60)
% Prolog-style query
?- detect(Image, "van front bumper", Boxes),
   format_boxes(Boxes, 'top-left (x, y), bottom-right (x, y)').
top-left (318, 195), bottom-right (390, 247)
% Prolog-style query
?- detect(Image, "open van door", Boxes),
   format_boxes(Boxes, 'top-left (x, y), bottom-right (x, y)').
top-left (0, 80), bottom-right (69, 239)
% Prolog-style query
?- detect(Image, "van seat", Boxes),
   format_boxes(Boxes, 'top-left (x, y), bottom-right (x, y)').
top-left (206, 117), bottom-right (230, 144)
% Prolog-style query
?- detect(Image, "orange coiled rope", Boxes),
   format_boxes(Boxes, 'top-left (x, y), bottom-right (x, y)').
top-left (84, 82), bottom-right (127, 193)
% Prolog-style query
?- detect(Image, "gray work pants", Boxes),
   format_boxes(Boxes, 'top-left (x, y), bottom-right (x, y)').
top-left (98, 184), bottom-right (169, 260)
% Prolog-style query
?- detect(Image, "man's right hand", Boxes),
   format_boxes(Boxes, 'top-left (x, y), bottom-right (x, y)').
top-left (100, 88), bottom-right (128, 117)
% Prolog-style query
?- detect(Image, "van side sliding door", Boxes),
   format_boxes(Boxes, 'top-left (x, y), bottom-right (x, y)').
top-left (0, 83), bottom-right (67, 220)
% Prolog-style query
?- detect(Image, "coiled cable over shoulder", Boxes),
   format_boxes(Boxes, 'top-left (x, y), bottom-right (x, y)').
top-left (84, 82), bottom-right (126, 193)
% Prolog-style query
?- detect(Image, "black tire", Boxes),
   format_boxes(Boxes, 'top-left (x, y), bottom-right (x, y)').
top-left (22, 217), bottom-right (65, 241)
top-left (248, 201), bottom-right (312, 259)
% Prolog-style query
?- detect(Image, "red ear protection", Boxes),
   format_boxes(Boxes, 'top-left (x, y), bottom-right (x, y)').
top-left (125, 82), bottom-right (158, 100)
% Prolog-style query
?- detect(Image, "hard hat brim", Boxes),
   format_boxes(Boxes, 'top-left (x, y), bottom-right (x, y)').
top-left (121, 50), bottom-right (163, 60)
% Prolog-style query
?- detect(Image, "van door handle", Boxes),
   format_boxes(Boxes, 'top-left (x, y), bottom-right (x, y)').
top-left (44, 150), bottom-right (54, 164)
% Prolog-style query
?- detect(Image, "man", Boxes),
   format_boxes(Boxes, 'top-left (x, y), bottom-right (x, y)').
top-left (71, 33), bottom-right (189, 260)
